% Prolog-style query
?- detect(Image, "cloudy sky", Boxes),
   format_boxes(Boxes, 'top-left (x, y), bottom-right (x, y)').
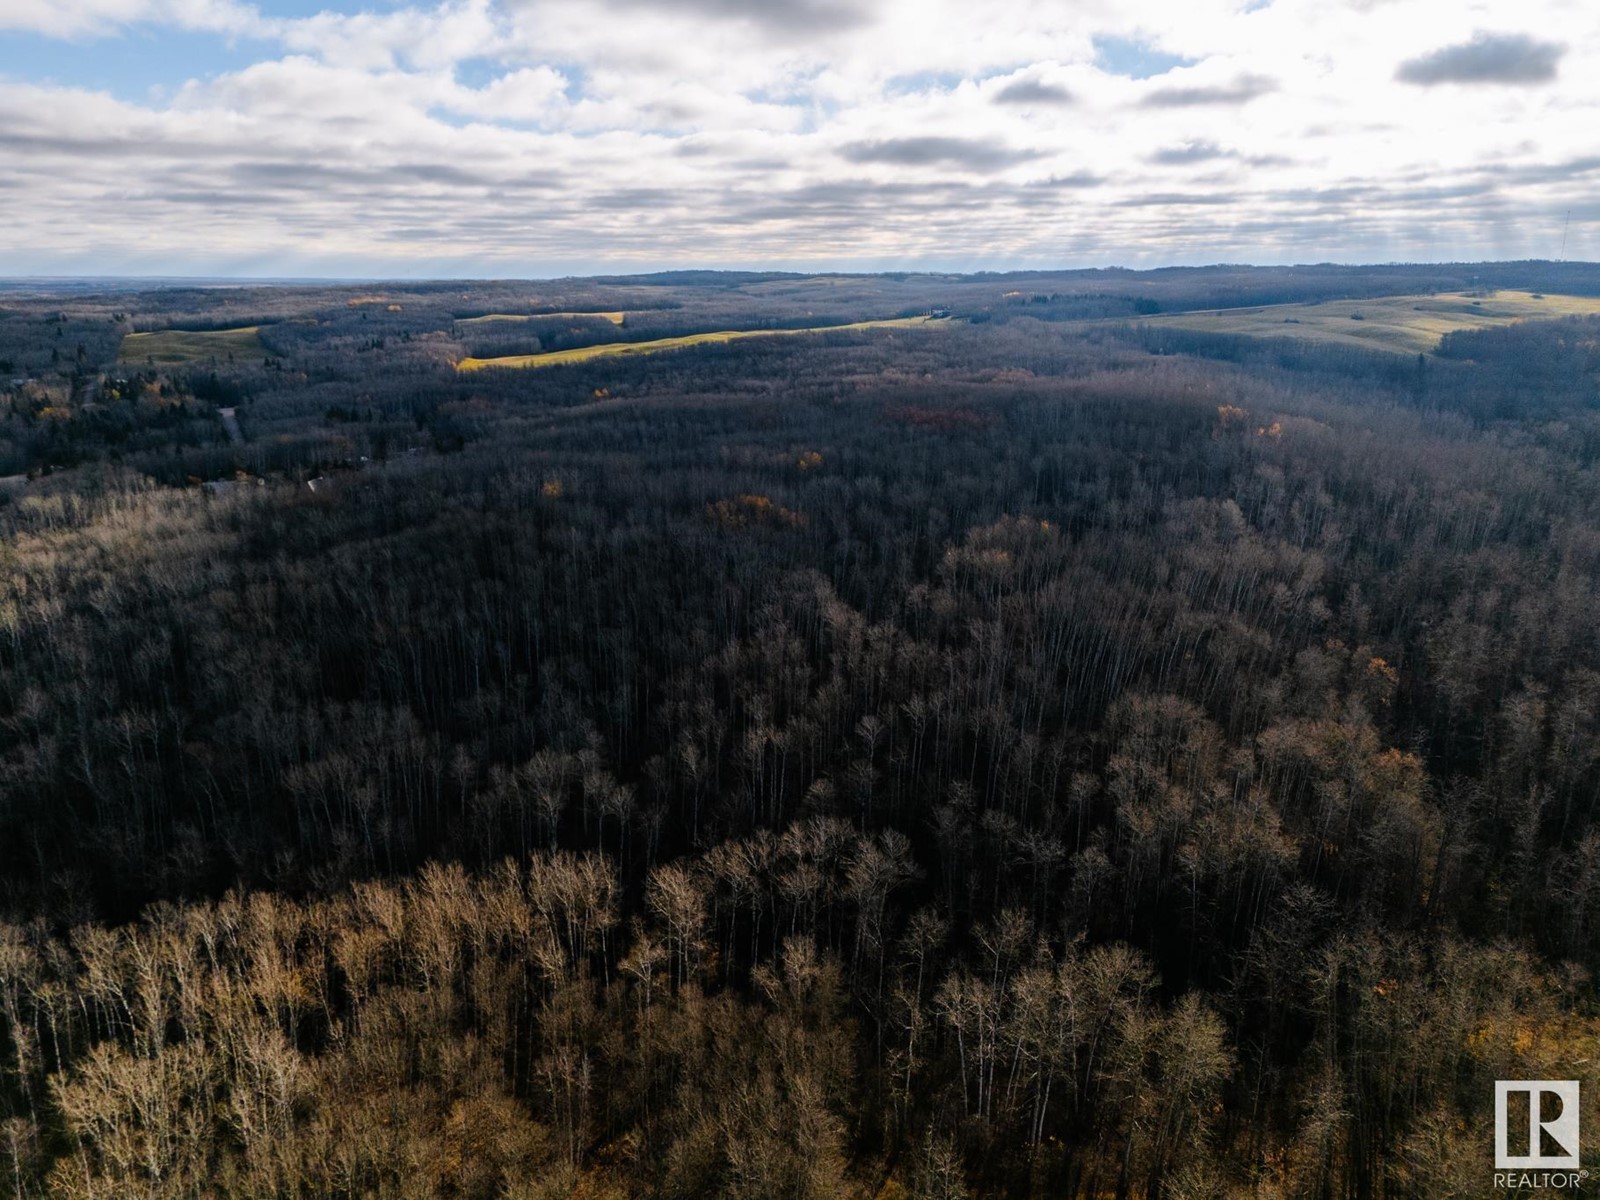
top-left (1, 0), bottom-right (1596, 276)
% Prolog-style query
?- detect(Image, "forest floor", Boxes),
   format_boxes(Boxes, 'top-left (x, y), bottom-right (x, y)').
top-left (118, 325), bottom-right (268, 363)
top-left (455, 314), bottom-right (951, 370)
top-left (1135, 290), bottom-right (1600, 354)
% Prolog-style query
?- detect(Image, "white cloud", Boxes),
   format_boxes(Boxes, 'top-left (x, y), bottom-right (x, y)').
top-left (0, 0), bottom-right (263, 39)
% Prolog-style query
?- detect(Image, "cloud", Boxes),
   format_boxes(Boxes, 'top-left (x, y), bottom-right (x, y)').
top-left (1115, 192), bottom-right (1238, 206)
top-left (1027, 171), bottom-right (1105, 189)
top-left (446, 66), bottom-right (568, 121)
top-left (275, 1), bottom-right (504, 72)
top-left (1141, 73), bottom-right (1276, 106)
top-left (838, 136), bottom-right (1041, 173)
top-left (723, 178), bottom-right (988, 225)
top-left (1396, 32), bottom-right (1565, 86)
top-left (600, 0), bottom-right (867, 35)
top-left (1148, 140), bottom-right (1229, 164)
top-left (993, 77), bottom-right (1074, 106)
top-left (0, 0), bottom-right (263, 39)
top-left (1499, 156), bottom-right (1600, 186)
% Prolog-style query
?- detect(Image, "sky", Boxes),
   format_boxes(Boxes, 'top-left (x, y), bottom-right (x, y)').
top-left (0, 0), bottom-right (1596, 277)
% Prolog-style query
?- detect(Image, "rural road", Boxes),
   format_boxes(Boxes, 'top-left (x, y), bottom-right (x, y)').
top-left (218, 406), bottom-right (243, 445)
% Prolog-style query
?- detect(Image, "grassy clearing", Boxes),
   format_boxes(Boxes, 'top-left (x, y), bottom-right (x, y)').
top-left (1143, 291), bottom-right (1600, 355)
top-left (457, 315), bottom-right (947, 372)
top-left (120, 326), bottom-right (267, 364)
top-left (456, 311), bottom-right (627, 327)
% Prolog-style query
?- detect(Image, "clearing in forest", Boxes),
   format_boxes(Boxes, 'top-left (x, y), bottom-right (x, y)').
top-left (1142, 291), bottom-right (1600, 354)
top-left (456, 315), bottom-right (949, 371)
top-left (455, 311), bottom-right (627, 326)
top-left (119, 326), bottom-right (268, 364)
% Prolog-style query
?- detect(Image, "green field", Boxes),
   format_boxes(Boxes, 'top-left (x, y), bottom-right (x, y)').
top-left (119, 326), bottom-right (267, 364)
top-left (1142, 291), bottom-right (1600, 355)
top-left (455, 311), bottom-right (627, 326)
top-left (456, 315), bottom-right (950, 371)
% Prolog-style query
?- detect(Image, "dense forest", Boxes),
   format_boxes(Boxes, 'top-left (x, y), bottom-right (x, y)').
top-left (3, 264), bottom-right (1600, 1198)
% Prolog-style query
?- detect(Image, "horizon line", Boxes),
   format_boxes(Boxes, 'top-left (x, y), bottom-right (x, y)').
top-left (2, 258), bottom-right (1596, 287)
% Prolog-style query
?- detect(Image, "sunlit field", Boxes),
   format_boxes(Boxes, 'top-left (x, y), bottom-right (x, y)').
top-left (456, 314), bottom-right (950, 370)
top-left (454, 311), bottom-right (627, 326)
top-left (1140, 290), bottom-right (1600, 354)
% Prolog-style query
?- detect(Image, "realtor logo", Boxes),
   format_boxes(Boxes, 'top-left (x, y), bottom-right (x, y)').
top-left (1496, 1081), bottom-right (1581, 1170)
